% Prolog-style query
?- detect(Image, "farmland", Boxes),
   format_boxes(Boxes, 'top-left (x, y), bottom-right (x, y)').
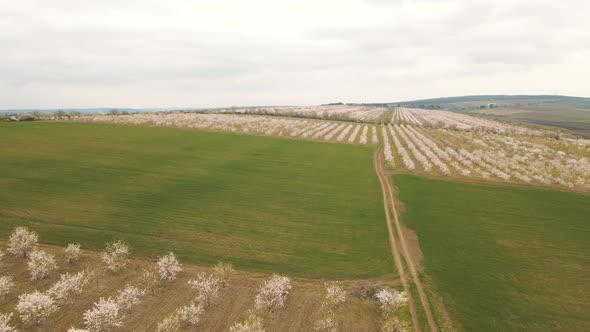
top-left (2, 105), bottom-right (590, 331)
top-left (71, 107), bottom-right (590, 191)
top-left (0, 240), bottom-right (396, 331)
top-left (393, 95), bottom-right (590, 136)
top-left (395, 174), bottom-right (590, 331)
top-left (0, 122), bottom-right (392, 280)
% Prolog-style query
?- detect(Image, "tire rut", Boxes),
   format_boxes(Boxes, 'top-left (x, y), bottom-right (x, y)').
top-left (374, 149), bottom-right (439, 332)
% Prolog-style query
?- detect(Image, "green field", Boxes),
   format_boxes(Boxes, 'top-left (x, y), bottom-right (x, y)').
top-left (394, 174), bottom-right (590, 331)
top-left (0, 122), bottom-right (393, 279)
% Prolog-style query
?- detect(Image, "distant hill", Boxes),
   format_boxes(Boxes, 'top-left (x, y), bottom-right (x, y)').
top-left (388, 95), bottom-right (590, 137)
top-left (391, 95), bottom-right (590, 110)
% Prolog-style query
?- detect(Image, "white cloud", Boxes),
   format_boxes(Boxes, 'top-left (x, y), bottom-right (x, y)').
top-left (0, 0), bottom-right (588, 108)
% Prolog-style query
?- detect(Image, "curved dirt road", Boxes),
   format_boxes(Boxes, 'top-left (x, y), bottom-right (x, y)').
top-left (374, 150), bottom-right (438, 332)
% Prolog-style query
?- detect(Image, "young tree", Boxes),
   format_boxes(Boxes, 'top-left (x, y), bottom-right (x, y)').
top-left (375, 289), bottom-right (410, 332)
top-left (375, 289), bottom-right (407, 314)
top-left (48, 271), bottom-right (90, 304)
top-left (138, 267), bottom-right (159, 295)
top-left (157, 252), bottom-right (182, 281)
top-left (229, 310), bottom-right (265, 332)
top-left (27, 250), bottom-right (57, 281)
top-left (254, 274), bottom-right (291, 312)
top-left (213, 261), bottom-right (234, 288)
top-left (90, 267), bottom-right (106, 291)
top-left (0, 312), bottom-right (16, 332)
top-left (314, 281), bottom-right (346, 331)
top-left (7, 227), bottom-right (38, 258)
top-left (177, 302), bottom-right (204, 327)
top-left (65, 243), bottom-right (82, 264)
top-left (101, 240), bottom-right (130, 272)
top-left (188, 273), bottom-right (220, 307)
top-left (16, 291), bottom-right (58, 326)
top-left (83, 297), bottom-right (123, 332)
top-left (314, 310), bottom-right (336, 332)
top-left (115, 285), bottom-right (145, 312)
top-left (156, 313), bottom-right (180, 332)
top-left (0, 276), bottom-right (14, 298)
top-left (324, 281), bottom-right (346, 307)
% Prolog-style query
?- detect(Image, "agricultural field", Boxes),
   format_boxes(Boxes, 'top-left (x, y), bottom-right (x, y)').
top-left (470, 105), bottom-right (590, 137)
top-left (0, 122), bottom-right (392, 280)
top-left (0, 239), bottom-right (400, 331)
top-left (2, 105), bottom-right (589, 331)
top-left (394, 174), bottom-right (590, 331)
top-left (70, 107), bottom-right (590, 191)
top-left (394, 95), bottom-right (590, 136)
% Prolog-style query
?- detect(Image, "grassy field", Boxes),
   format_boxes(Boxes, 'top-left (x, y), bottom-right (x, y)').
top-left (0, 122), bottom-right (393, 280)
top-left (394, 174), bottom-right (590, 331)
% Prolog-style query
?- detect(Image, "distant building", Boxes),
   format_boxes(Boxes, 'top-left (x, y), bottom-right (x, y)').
top-left (479, 103), bottom-right (497, 109)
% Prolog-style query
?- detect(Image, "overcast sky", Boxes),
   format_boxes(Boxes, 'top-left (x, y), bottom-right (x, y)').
top-left (1, 0), bottom-right (589, 108)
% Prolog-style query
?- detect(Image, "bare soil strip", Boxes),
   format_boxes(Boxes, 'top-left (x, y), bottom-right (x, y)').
top-left (374, 150), bottom-right (421, 332)
top-left (375, 150), bottom-right (439, 332)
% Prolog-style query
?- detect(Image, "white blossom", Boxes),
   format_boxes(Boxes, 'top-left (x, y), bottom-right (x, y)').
top-left (229, 310), bottom-right (265, 332)
top-left (115, 285), bottom-right (145, 311)
top-left (67, 328), bottom-right (90, 332)
top-left (0, 276), bottom-right (14, 297)
top-left (83, 297), bottom-right (123, 332)
top-left (48, 271), bottom-right (90, 304)
top-left (381, 315), bottom-right (410, 332)
top-left (188, 273), bottom-right (219, 307)
top-left (65, 243), bottom-right (82, 264)
top-left (7, 226), bottom-right (38, 257)
top-left (156, 314), bottom-right (180, 332)
top-left (347, 125), bottom-right (361, 143)
top-left (359, 126), bottom-right (368, 144)
top-left (376, 289), bottom-right (408, 314)
top-left (101, 240), bottom-right (130, 272)
top-left (254, 274), bottom-right (291, 312)
top-left (157, 252), bottom-right (182, 281)
top-left (382, 126), bottom-right (394, 166)
top-left (16, 291), bottom-right (57, 326)
top-left (324, 281), bottom-right (346, 307)
top-left (0, 312), bottom-right (16, 332)
top-left (177, 302), bottom-right (204, 326)
top-left (375, 289), bottom-right (410, 332)
top-left (371, 126), bottom-right (379, 144)
top-left (138, 267), bottom-right (159, 293)
top-left (314, 310), bottom-right (336, 332)
top-left (27, 249), bottom-right (57, 281)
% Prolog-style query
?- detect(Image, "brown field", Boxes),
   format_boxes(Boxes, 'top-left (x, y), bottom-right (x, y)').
top-left (0, 241), bottom-right (396, 331)
top-left (469, 108), bottom-right (532, 116)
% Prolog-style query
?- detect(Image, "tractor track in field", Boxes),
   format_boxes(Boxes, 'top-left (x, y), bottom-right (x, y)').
top-left (374, 150), bottom-right (438, 332)
top-left (374, 150), bottom-right (421, 332)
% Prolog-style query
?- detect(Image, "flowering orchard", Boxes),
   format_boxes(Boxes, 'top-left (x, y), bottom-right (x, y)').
top-left (71, 113), bottom-right (378, 146)
top-left (0, 226), bottom-right (399, 330)
top-left (66, 106), bottom-right (590, 191)
top-left (378, 123), bottom-right (590, 190)
top-left (66, 105), bottom-right (590, 191)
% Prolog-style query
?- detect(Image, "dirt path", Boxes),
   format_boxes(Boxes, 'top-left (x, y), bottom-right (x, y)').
top-left (374, 150), bottom-right (421, 332)
top-left (374, 150), bottom-right (439, 332)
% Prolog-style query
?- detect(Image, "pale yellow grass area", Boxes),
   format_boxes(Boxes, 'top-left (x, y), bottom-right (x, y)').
top-left (0, 241), bottom-right (390, 331)
top-left (469, 108), bottom-right (532, 116)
